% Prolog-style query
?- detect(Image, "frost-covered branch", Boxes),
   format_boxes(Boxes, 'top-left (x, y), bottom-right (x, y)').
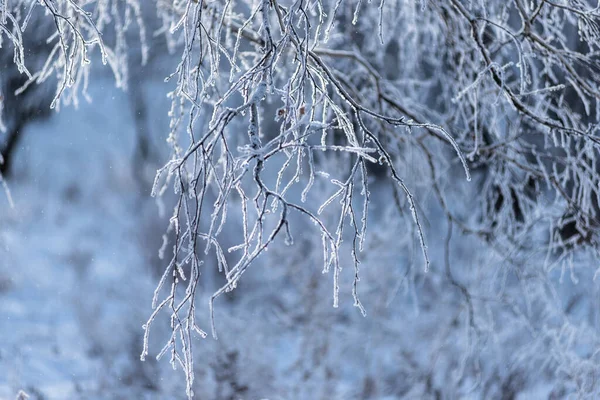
top-left (4, 0), bottom-right (600, 397)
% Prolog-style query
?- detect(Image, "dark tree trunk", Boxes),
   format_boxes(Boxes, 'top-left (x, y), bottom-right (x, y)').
top-left (1, 121), bottom-right (24, 177)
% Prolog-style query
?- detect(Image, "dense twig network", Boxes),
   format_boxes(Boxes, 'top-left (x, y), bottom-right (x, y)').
top-left (2, 0), bottom-right (600, 398)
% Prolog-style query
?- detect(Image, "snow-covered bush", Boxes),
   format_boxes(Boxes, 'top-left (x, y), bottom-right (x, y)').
top-left (2, 0), bottom-right (600, 398)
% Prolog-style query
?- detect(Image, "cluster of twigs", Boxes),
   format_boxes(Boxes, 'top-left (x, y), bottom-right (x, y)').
top-left (3, 0), bottom-right (600, 397)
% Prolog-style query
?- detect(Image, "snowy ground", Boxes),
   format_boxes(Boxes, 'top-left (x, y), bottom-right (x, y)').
top-left (0, 77), bottom-right (170, 399)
